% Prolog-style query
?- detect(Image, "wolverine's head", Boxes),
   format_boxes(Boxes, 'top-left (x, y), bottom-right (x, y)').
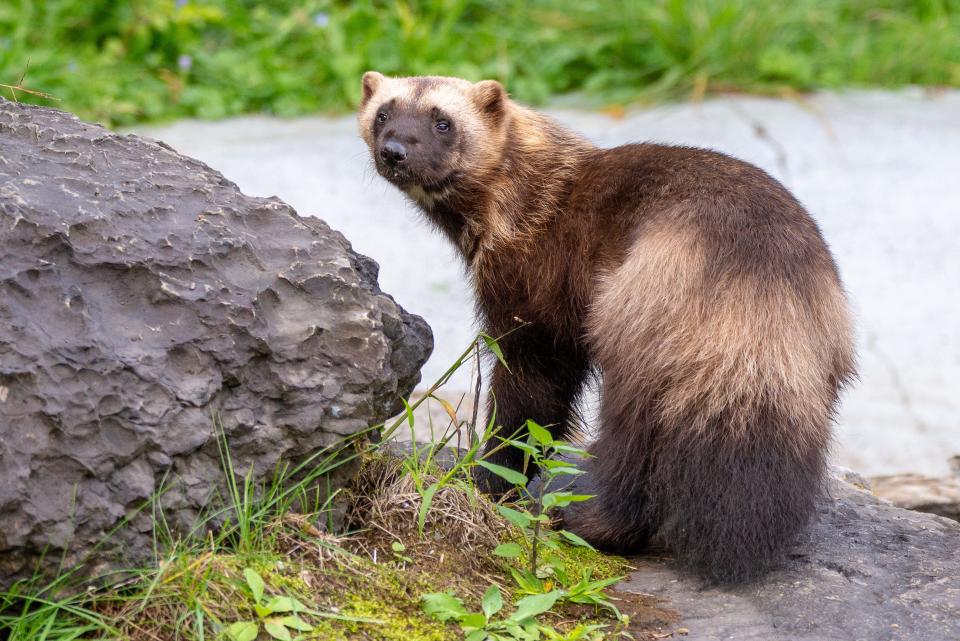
top-left (358, 72), bottom-right (509, 203)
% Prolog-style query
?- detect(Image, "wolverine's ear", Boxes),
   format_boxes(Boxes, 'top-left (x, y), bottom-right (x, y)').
top-left (361, 71), bottom-right (385, 107)
top-left (472, 80), bottom-right (506, 120)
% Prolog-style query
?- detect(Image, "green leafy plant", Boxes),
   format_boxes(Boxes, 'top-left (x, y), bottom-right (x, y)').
top-left (224, 568), bottom-right (315, 641)
top-left (481, 420), bottom-right (627, 623)
top-left (422, 585), bottom-right (564, 641)
top-left (226, 567), bottom-right (382, 641)
top-left (390, 540), bottom-right (413, 564)
top-left (418, 412), bottom-right (629, 639)
top-left (488, 421), bottom-right (595, 575)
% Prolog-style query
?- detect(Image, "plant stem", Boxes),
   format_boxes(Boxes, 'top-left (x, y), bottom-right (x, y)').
top-left (469, 341), bottom-right (482, 450)
top-left (531, 456), bottom-right (547, 575)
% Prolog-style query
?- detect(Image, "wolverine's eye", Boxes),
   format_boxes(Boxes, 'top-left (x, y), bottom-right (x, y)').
top-left (435, 120), bottom-right (450, 132)
top-left (376, 112), bottom-right (388, 123)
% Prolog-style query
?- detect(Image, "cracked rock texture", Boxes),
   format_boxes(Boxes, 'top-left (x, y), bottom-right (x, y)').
top-left (618, 472), bottom-right (960, 641)
top-left (0, 98), bottom-right (432, 589)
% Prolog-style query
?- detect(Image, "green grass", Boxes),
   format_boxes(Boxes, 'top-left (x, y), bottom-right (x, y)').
top-left (2, 0), bottom-right (959, 126)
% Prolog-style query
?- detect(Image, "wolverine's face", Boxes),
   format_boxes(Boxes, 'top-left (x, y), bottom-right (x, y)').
top-left (358, 72), bottom-right (507, 203)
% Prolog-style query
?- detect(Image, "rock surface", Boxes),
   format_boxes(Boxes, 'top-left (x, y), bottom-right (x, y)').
top-left (871, 471), bottom-right (960, 522)
top-left (0, 98), bottom-right (432, 589)
top-left (619, 472), bottom-right (960, 641)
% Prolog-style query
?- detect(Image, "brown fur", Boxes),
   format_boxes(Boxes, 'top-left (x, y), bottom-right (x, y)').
top-left (358, 73), bottom-right (856, 583)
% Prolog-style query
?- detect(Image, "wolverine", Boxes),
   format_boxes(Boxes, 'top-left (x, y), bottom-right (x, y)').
top-left (358, 72), bottom-right (856, 583)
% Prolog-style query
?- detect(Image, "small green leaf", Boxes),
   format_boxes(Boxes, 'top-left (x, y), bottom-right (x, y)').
top-left (543, 492), bottom-right (595, 509)
top-left (465, 630), bottom-right (487, 641)
top-left (264, 596), bottom-right (305, 613)
top-left (522, 619), bottom-right (541, 638)
top-left (510, 567), bottom-right (544, 593)
top-left (480, 333), bottom-right (510, 371)
top-left (539, 459), bottom-right (571, 469)
top-left (509, 590), bottom-right (563, 623)
top-left (263, 617), bottom-right (292, 640)
top-left (421, 591), bottom-right (468, 622)
top-left (492, 542), bottom-right (522, 558)
top-left (460, 612), bottom-right (487, 630)
top-left (225, 621), bottom-right (259, 641)
top-left (254, 603), bottom-right (272, 618)
top-left (560, 529), bottom-right (595, 549)
top-left (550, 443), bottom-right (593, 456)
top-left (417, 483), bottom-right (439, 534)
top-left (543, 464), bottom-right (585, 477)
top-left (500, 438), bottom-right (538, 455)
top-left (279, 615), bottom-right (314, 631)
top-left (477, 460), bottom-right (527, 486)
top-left (579, 575), bottom-right (624, 593)
top-left (540, 460), bottom-right (585, 474)
top-left (391, 541), bottom-right (406, 553)
top-left (400, 396), bottom-right (415, 428)
top-left (243, 568), bottom-right (265, 604)
top-left (497, 505), bottom-right (534, 528)
top-left (525, 420), bottom-right (553, 446)
top-left (481, 585), bottom-right (503, 619)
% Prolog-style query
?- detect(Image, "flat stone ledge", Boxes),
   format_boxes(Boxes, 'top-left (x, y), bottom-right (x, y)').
top-left (619, 475), bottom-right (960, 641)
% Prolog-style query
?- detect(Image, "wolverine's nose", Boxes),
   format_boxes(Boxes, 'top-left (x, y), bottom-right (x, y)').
top-left (380, 140), bottom-right (408, 165)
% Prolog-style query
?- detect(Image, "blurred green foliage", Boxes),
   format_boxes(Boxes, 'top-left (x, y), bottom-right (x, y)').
top-left (2, 0), bottom-right (959, 126)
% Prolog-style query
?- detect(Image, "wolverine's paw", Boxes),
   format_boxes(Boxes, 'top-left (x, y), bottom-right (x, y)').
top-left (559, 502), bottom-right (653, 555)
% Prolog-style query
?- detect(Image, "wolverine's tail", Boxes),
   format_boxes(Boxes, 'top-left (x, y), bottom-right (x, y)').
top-left (579, 217), bottom-right (855, 583)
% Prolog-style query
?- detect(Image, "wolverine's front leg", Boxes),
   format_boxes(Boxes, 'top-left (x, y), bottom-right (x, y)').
top-left (474, 332), bottom-right (589, 496)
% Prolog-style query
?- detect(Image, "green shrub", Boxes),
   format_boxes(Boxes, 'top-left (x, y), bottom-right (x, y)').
top-left (2, 0), bottom-right (959, 126)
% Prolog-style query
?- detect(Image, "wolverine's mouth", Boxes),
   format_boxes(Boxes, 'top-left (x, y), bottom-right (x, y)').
top-left (377, 164), bottom-right (413, 188)
top-left (420, 171), bottom-right (459, 194)
top-left (380, 166), bottom-right (459, 194)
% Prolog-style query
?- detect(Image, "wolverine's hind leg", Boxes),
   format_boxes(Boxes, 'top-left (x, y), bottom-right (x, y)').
top-left (474, 329), bottom-right (589, 496)
top-left (561, 380), bottom-right (659, 553)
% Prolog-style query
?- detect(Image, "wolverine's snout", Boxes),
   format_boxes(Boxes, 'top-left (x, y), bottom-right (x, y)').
top-left (380, 139), bottom-right (408, 166)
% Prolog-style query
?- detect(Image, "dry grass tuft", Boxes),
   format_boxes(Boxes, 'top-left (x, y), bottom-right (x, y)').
top-left (344, 455), bottom-right (504, 568)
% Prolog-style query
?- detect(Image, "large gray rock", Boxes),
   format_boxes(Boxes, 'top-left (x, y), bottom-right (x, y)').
top-left (619, 471), bottom-right (960, 641)
top-left (0, 98), bottom-right (432, 588)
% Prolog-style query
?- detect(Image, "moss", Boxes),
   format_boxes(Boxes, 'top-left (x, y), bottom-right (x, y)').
top-left (254, 559), bottom-right (312, 595)
top-left (291, 548), bottom-right (460, 640)
top-left (338, 593), bottom-right (453, 641)
top-left (555, 541), bottom-right (631, 581)
top-left (500, 525), bottom-right (631, 581)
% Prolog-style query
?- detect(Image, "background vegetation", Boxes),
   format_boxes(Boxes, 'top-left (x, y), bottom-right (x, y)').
top-left (2, 0), bottom-right (959, 126)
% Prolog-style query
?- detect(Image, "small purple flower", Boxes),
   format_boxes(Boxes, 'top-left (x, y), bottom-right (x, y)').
top-left (176, 0), bottom-right (188, 7)
top-left (177, 54), bottom-right (193, 72)
top-left (313, 12), bottom-right (330, 27)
